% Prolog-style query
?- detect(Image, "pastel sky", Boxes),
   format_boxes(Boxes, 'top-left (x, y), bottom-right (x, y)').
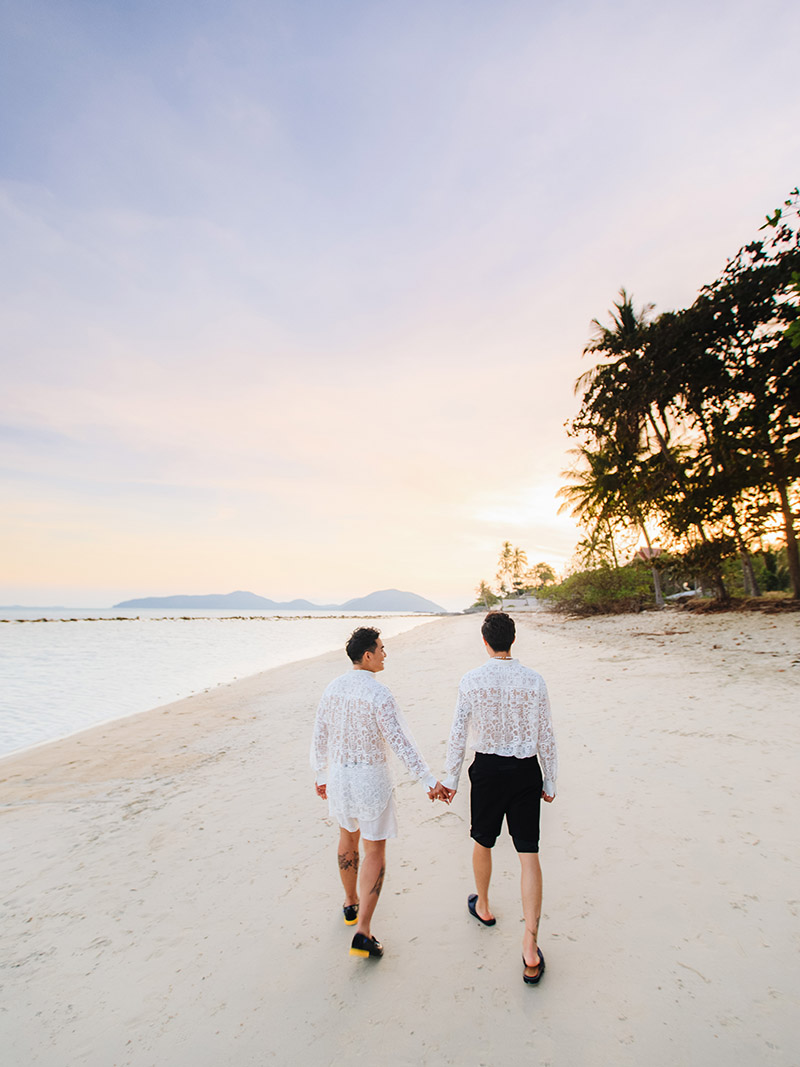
top-left (2, 0), bottom-right (799, 609)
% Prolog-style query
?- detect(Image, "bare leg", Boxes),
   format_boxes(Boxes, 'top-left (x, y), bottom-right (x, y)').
top-left (354, 838), bottom-right (386, 939)
top-left (472, 842), bottom-right (495, 922)
top-left (338, 827), bottom-right (360, 907)
top-left (520, 852), bottom-right (543, 975)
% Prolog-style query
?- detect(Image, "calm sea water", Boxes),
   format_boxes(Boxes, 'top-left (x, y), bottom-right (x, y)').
top-left (0, 609), bottom-right (441, 757)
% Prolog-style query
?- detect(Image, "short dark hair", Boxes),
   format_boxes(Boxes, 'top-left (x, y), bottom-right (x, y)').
top-left (481, 611), bottom-right (515, 652)
top-left (346, 626), bottom-right (381, 663)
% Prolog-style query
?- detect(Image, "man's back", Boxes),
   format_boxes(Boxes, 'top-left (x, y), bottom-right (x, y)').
top-left (311, 668), bottom-right (434, 821)
top-left (444, 656), bottom-right (557, 796)
top-left (458, 658), bottom-right (550, 752)
top-left (317, 669), bottom-right (395, 767)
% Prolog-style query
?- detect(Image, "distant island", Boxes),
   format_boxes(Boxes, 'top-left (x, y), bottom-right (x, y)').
top-left (112, 588), bottom-right (447, 613)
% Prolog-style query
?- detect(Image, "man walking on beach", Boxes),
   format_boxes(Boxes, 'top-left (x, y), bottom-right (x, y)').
top-left (441, 612), bottom-right (557, 985)
top-left (311, 627), bottom-right (446, 960)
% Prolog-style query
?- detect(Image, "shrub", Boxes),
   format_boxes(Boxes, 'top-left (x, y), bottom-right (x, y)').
top-left (538, 565), bottom-right (654, 616)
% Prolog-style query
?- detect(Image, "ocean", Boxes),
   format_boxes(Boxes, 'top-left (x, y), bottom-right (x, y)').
top-left (0, 609), bottom-right (442, 757)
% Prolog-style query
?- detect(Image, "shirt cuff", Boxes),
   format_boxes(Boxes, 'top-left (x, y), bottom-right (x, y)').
top-left (543, 778), bottom-right (556, 797)
top-left (421, 773), bottom-right (437, 792)
top-left (315, 772), bottom-right (327, 786)
top-left (442, 773), bottom-right (458, 791)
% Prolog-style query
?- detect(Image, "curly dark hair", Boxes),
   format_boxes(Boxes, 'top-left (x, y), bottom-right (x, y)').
top-left (481, 611), bottom-right (515, 652)
top-left (345, 626), bottom-right (381, 663)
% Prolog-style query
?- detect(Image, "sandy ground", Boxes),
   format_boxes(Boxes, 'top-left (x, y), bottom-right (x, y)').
top-left (1, 609), bottom-right (798, 1067)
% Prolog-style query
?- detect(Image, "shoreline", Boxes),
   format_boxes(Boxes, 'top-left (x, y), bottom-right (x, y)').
top-left (1, 611), bottom-right (456, 623)
top-left (0, 612), bottom-right (445, 762)
top-left (2, 611), bottom-right (798, 1065)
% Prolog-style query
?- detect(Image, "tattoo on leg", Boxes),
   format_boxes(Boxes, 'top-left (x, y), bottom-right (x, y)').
top-left (338, 851), bottom-right (359, 872)
top-left (370, 865), bottom-right (386, 897)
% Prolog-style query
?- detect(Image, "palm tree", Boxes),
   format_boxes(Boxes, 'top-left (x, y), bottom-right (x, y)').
top-left (474, 581), bottom-right (500, 610)
top-left (575, 290), bottom-right (730, 601)
top-left (511, 546), bottom-right (529, 594)
top-left (496, 541), bottom-right (515, 596)
top-left (559, 442), bottom-right (665, 605)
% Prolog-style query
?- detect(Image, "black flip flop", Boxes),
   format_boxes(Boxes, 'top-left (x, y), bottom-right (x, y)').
top-left (467, 893), bottom-right (496, 926)
top-left (522, 948), bottom-right (545, 985)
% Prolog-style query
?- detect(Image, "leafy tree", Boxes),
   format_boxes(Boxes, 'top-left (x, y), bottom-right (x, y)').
top-left (526, 561), bottom-right (557, 588)
top-left (764, 190), bottom-right (800, 348)
top-left (684, 214), bottom-right (800, 596)
top-left (567, 291), bottom-right (696, 604)
top-left (567, 195), bottom-right (800, 602)
top-left (473, 580), bottom-right (501, 609)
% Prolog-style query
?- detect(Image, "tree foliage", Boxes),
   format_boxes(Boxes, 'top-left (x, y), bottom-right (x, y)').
top-left (474, 544), bottom-right (557, 603)
top-left (562, 190), bottom-right (800, 601)
top-left (472, 580), bottom-right (501, 609)
top-left (537, 564), bottom-right (654, 615)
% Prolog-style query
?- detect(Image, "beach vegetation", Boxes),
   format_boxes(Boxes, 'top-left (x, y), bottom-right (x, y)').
top-left (495, 541), bottom-right (534, 596)
top-left (473, 580), bottom-right (501, 609)
top-left (560, 188), bottom-right (800, 608)
top-left (722, 547), bottom-right (791, 597)
top-left (472, 545), bottom-right (558, 608)
top-left (537, 564), bottom-right (654, 615)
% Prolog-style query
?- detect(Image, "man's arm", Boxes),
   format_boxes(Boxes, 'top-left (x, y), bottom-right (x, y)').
top-left (310, 695), bottom-right (329, 796)
top-left (441, 684), bottom-right (471, 792)
top-left (375, 695), bottom-right (438, 794)
top-left (536, 679), bottom-right (558, 799)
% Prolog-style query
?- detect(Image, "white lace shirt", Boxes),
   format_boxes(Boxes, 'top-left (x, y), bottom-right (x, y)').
top-left (442, 658), bottom-right (558, 796)
top-left (310, 669), bottom-right (437, 823)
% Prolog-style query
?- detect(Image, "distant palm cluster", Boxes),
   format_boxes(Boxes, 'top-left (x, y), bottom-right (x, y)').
top-left (473, 542), bottom-right (556, 609)
top-left (559, 188), bottom-right (800, 607)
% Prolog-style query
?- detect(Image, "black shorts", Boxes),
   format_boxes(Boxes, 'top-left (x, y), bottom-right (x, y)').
top-left (468, 752), bottom-right (543, 853)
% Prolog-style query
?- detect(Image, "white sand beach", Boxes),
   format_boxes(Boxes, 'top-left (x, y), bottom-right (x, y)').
top-left (2, 610), bottom-right (798, 1066)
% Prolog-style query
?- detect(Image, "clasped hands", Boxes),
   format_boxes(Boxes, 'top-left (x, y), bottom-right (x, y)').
top-left (428, 781), bottom-right (456, 804)
top-left (316, 780), bottom-right (455, 804)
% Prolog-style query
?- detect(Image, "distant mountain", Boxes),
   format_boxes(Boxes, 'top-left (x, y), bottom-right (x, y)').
top-left (339, 589), bottom-right (446, 612)
top-left (112, 588), bottom-right (445, 612)
top-left (114, 591), bottom-right (279, 609)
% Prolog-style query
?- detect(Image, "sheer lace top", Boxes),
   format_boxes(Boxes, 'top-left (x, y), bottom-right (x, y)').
top-left (442, 658), bottom-right (557, 795)
top-left (310, 670), bottom-right (436, 821)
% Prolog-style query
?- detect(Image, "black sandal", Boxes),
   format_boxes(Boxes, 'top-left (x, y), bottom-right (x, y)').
top-left (522, 948), bottom-right (545, 985)
top-left (468, 893), bottom-right (496, 926)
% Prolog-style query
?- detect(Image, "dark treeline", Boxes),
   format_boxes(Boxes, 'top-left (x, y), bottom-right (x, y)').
top-left (561, 188), bottom-right (800, 603)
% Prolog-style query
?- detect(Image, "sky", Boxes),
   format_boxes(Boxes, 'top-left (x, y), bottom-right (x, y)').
top-left (2, 0), bottom-right (799, 610)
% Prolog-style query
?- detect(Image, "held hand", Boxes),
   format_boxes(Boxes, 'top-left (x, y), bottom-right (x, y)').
top-left (315, 782), bottom-right (327, 800)
top-left (428, 782), bottom-right (456, 804)
top-left (541, 791), bottom-right (554, 803)
top-left (428, 781), bottom-right (451, 804)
